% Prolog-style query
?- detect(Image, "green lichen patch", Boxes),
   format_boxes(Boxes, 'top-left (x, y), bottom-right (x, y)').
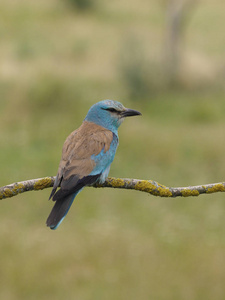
top-left (2, 188), bottom-right (14, 198)
top-left (108, 178), bottom-right (125, 188)
top-left (134, 181), bottom-right (156, 194)
top-left (134, 180), bottom-right (172, 197)
top-left (206, 184), bottom-right (225, 194)
top-left (34, 178), bottom-right (53, 190)
top-left (181, 189), bottom-right (200, 197)
top-left (157, 186), bottom-right (173, 197)
top-left (2, 183), bottom-right (26, 199)
top-left (13, 183), bottom-right (25, 192)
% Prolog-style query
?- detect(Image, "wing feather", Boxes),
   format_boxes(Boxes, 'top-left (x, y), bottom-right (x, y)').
top-left (49, 121), bottom-right (114, 200)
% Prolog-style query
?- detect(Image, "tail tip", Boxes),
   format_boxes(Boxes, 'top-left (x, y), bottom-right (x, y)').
top-left (46, 221), bottom-right (58, 230)
top-left (46, 217), bottom-right (65, 230)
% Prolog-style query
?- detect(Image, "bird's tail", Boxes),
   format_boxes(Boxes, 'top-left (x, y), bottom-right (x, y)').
top-left (46, 193), bottom-right (77, 230)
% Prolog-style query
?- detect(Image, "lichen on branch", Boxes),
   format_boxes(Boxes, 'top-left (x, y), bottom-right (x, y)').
top-left (0, 176), bottom-right (225, 200)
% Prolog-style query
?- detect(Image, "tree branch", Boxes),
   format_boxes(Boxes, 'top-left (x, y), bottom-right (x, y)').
top-left (0, 177), bottom-right (225, 200)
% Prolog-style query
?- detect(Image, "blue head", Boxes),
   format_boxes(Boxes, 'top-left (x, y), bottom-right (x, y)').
top-left (84, 100), bottom-right (141, 134)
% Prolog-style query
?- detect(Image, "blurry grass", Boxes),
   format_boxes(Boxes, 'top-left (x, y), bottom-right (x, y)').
top-left (1, 87), bottom-right (225, 300)
top-left (1, 0), bottom-right (225, 299)
top-left (66, 0), bottom-right (96, 11)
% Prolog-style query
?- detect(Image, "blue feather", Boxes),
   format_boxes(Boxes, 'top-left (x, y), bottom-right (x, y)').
top-left (90, 133), bottom-right (118, 179)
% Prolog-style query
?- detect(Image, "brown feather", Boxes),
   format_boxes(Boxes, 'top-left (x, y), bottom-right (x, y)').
top-left (49, 121), bottom-right (113, 200)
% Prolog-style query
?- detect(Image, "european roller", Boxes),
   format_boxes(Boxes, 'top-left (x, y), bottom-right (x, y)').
top-left (46, 100), bottom-right (141, 229)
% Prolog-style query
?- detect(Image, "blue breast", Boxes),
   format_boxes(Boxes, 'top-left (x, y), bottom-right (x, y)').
top-left (90, 133), bottom-right (118, 181)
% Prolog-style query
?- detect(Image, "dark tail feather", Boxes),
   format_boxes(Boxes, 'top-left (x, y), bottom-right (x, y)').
top-left (46, 193), bottom-right (76, 230)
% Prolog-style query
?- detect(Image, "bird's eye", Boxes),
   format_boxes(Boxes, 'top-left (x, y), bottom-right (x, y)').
top-left (101, 107), bottom-right (118, 113)
top-left (106, 108), bottom-right (118, 113)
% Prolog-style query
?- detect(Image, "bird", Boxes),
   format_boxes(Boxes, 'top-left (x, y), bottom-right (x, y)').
top-left (46, 100), bottom-right (141, 230)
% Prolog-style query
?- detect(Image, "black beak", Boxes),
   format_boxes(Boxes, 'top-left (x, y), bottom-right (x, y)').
top-left (121, 108), bottom-right (142, 117)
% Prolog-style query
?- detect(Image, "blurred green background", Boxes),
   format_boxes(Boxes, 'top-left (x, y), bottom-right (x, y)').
top-left (1, 0), bottom-right (225, 299)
